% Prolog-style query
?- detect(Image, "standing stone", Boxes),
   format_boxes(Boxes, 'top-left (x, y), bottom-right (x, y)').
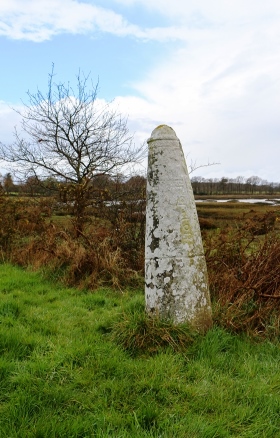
top-left (145, 125), bottom-right (212, 330)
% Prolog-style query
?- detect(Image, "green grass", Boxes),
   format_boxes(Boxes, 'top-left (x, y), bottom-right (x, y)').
top-left (1, 264), bottom-right (280, 437)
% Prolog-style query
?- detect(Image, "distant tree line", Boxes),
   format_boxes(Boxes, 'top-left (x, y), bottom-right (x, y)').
top-left (0, 172), bottom-right (146, 198)
top-left (1, 172), bottom-right (280, 198)
top-left (191, 176), bottom-right (280, 196)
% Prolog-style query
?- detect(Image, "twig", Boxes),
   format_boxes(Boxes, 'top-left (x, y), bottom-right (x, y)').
top-left (259, 293), bottom-right (280, 299)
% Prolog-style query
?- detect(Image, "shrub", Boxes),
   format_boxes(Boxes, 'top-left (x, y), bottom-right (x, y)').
top-left (0, 195), bottom-right (144, 289)
top-left (205, 211), bottom-right (280, 337)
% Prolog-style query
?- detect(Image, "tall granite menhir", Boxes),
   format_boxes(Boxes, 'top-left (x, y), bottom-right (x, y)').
top-left (145, 125), bottom-right (212, 330)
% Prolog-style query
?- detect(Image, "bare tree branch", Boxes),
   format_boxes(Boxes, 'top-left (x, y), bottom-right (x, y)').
top-left (188, 157), bottom-right (220, 174)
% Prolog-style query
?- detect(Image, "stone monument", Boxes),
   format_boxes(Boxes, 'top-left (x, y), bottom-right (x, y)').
top-left (145, 125), bottom-right (212, 330)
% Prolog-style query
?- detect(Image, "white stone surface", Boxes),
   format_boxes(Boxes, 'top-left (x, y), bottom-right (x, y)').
top-left (145, 125), bottom-right (212, 329)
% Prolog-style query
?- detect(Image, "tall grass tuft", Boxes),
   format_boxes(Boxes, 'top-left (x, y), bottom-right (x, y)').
top-left (113, 312), bottom-right (196, 357)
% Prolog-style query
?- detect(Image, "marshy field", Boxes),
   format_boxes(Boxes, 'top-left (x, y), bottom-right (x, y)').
top-left (1, 197), bottom-right (280, 437)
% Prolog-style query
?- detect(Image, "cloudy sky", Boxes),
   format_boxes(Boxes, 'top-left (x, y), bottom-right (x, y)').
top-left (0, 0), bottom-right (279, 182)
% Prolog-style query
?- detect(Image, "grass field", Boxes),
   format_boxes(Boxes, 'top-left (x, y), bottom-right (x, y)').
top-left (1, 264), bottom-right (280, 437)
top-left (197, 201), bottom-right (264, 218)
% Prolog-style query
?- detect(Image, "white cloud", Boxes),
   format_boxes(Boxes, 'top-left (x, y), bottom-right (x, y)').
top-left (110, 1), bottom-right (280, 181)
top-left (7, 0), bottom-right (276, 43)
top-left (113, 0), bottom-right (280, 21)
top-left (0, 0), bottom-right (194, 42)
top-left (0, 0), bottom-right (130, 41)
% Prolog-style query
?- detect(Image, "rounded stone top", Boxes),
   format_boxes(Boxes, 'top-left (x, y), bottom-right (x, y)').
top-left (147, 125), bottom-right (179, 143)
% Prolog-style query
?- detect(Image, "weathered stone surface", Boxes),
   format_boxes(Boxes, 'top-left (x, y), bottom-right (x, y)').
top-left (145, 125), bottom-right (212, 330)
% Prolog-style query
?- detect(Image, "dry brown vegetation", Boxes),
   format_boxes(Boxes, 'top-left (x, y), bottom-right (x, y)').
top-left (0, 192), bottom-right (145, 289)
top-left (201, 205), bottom-right (280, 337)
top-left (1, 193), bottom-right (280, 337)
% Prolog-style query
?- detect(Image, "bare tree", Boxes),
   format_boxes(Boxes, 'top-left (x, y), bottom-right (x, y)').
top-left (0, 67), bottom-right (145, 233)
